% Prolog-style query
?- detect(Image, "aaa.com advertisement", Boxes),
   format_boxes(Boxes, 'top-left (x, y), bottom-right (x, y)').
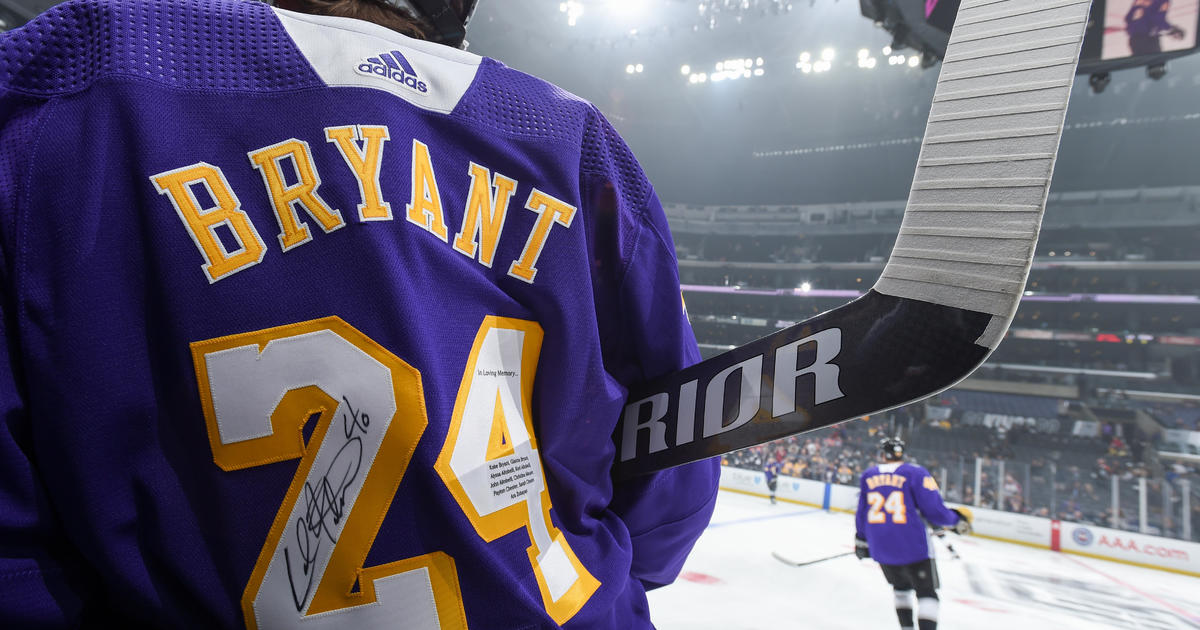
top-left (1061, 523), bottom-right (1200, 575)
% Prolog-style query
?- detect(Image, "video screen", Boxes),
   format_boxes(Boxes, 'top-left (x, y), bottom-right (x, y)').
top-left (926, 0), bottom-right (942, 18)
top-left (1102, 0), bottom-right (1200, 59)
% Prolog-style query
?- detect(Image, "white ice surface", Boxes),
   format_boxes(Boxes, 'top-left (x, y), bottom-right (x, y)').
top-left (649, 490), bottom-right (1200, 629)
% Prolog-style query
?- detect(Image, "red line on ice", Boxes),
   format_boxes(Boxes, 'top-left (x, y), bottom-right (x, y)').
top-left (679, 571), bottom-right (723, 585)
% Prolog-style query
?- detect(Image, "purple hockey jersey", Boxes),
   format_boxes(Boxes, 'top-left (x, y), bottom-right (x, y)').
top-left (0, 0), bottom-right (719, 627)
top-left (854, 462), bottom-right (959, 566)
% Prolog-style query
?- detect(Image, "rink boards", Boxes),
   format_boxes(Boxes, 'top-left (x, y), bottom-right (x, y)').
top-left (719, 465), bottom-right (1200, 577)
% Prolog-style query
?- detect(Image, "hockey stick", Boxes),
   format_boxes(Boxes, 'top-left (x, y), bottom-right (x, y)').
top-left (771, 550), bottom-right (856, 568)
top-left (932, 528), bottom-right (961, 560)
top-left (613, 0), bottom-right (1094, 480)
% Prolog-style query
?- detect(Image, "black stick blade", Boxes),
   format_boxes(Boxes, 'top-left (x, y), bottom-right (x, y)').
top-left (613, 291), bottom-right (989, 480)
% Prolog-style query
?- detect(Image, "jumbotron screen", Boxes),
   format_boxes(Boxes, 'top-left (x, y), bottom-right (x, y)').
top-left (924, 0), bottom-right (1200, 65)
top-left (1100, 0), bottom-right (1200, 60)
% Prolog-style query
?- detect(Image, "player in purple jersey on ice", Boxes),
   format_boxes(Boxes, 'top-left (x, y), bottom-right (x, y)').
top-left (855, 437), bottom-right (971, 630)
top-left (763, 455), bottom-right (781, 505)
top-left (0, 0), bottom-right (719, 627)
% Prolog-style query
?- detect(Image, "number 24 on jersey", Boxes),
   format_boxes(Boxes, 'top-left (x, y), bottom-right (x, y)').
top-left (191, 316), bottom-right (599, 629)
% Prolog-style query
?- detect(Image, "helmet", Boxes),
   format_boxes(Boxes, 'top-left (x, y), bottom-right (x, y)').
top-left (879, 436), bottom-right (905, 461)
top-left (399, 0), bottom-right (479, 48)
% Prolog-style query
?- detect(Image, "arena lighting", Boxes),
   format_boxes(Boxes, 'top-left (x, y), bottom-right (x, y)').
top-left (1148, 63), bottom-right (1167, 81)
top-left (703, 57), bottom-right (764, 82)
top-left (558, 0), bottom-right (583, 27)
top-left (1089, 72), bottom-right (1111, 94)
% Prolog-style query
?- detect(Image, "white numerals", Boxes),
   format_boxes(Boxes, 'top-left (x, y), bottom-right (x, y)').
top-left (435, 316), bottom-right (599, 624)
top-left (193, 318), bottom-right (466, 630)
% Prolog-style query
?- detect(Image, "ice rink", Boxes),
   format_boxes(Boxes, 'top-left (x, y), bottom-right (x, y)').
top-left (648, 490), bottom-right (1200, 629)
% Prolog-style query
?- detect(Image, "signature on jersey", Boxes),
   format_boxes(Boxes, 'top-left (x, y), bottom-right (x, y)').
top-left (284, 396), bottom-right (370, 612)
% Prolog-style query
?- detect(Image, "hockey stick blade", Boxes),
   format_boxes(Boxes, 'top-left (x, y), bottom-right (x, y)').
top-left (771, 550), bottom-right (856, 568)
top-left (613, 0), bottom-right (1095, 480)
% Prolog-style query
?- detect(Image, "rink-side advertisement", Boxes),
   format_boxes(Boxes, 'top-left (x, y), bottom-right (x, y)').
top-left (717, 466), bottom-right (1200, 576)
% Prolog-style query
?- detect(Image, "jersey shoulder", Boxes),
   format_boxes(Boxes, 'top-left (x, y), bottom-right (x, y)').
top-left (456, 57), bottom-right (653, 214)
top-left (898, 462), bottom-right (930, 478)
top-left (454, 56), bottom-right (593, 142)
top-left (0, 0), bottom-right (319, 95)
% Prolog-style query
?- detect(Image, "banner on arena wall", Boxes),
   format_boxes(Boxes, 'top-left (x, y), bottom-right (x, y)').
top-left (776, 476), bottom-right (828, 507)
top-left (1059, 523), bottom-right (1200, 576)
top-left (1159, 335), bottom-right (1200, 347)
top-left (718, 466), bottom-right (766, 495)
top-left (827, 482), bottom-right (859, 512)
top-left (1162, 429), bottom-right (1200, 449)
top-left (949, 502), bottom-right (1052, 547)
top-left (926, 405), bottom-right (954, 421)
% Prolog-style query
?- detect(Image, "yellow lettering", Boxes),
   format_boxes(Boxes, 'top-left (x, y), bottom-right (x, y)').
top-left (248, 138), bottom-right (344, 251)
top-left (150, 162), bottom-right (267, 283)
top-left (867, 474), bottom-right (907, 490)
top-left (452, 162), bottom-right (517, 267)
top-left (325, 125), bottom-right (392, 221)
top-left (406, 139), bottom-right (448, 241)
top-left (508, 189), bottom-right (576, 284)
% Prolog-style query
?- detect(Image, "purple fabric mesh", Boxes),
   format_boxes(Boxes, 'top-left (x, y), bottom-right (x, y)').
top-left (455, 58), bottom-right (589, 141)
top-left (0, 0), bottom-right (322, 95)
top-left (578, 106), bottom-right (652, 216)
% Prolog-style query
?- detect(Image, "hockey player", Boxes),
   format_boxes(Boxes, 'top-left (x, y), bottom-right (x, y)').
top-left (0, 0), bottom-right (719, 627)
top-left (764, 452), bottom-right (782, 504)
top-left (855, 437), bottom-right (972, 630)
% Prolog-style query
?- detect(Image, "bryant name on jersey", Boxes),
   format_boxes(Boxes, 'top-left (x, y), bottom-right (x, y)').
top-left (151, 127), bottom-right (576, 286)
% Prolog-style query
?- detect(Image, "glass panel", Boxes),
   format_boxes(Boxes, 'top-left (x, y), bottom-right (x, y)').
top-left (1117, 477), bottom-right (1141, 532)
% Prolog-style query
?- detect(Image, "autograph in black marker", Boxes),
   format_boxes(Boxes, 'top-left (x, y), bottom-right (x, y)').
top-left (285, 396), bottom-right (370, 611)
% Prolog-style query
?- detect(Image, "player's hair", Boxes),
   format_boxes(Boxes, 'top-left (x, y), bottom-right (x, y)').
top-left (280, 0), bottom-right (465, 41)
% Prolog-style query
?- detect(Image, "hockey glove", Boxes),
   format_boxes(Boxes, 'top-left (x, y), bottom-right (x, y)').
top-left (951, 508), bottom-right (973, 535)
top-left (854, 534), bottom-right (870, 559)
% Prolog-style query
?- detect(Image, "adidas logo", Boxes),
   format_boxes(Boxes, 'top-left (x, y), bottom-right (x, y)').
top-left (355, 50), bottom-right (429, 94)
